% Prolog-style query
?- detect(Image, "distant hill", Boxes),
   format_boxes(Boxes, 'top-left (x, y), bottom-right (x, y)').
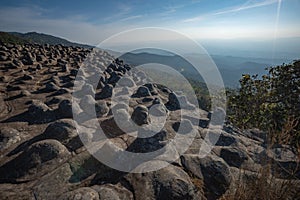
top-left (119, 51), bottom-right (278, 88)
top-left (0, 31), bottom-right (92, 48)
top-left (0, 32), bottom-right (27, 44)
top-left (119, 52), bottom-right (204, 82)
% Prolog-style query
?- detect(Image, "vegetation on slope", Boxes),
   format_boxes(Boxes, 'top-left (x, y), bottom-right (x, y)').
top-left (0, 31), bottom-right (92, 48)
top-left (10, 32), bottom-right (92, 48)
top-left (0, 32), bottom-right (27, 44)
top-left (185, 59), bottom-right (299, 153)
top-left (227, 60), bottom-right (300, 152)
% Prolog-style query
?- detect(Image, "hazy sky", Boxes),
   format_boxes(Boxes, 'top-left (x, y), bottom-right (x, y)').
top-left (1, 0), bottom-right (299, 45)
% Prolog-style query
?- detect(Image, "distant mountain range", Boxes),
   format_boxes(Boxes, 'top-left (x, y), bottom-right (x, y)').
top-left (117, 50), bottom-right (290, 88)
top-left (0, 31), bottom-right (92, 48)
top-left (0, 31), bottom-right (293, 88)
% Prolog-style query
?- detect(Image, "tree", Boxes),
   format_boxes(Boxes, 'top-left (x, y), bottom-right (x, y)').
top-left (228, 60), bottom-right (300, 151)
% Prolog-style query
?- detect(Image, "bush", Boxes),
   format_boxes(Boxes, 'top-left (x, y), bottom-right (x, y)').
top-left (227, 60), bottom-right (300, 152)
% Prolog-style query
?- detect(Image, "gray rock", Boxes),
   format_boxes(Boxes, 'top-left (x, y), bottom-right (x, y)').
top-left (59, 187), bottom-right (99, 200)
top-left (199, 118), bottom-right (209, 128)
top-left (36, 63), bottom-right (42, 70)
top-left (108, 72), bottom-right (121, 85)
top-left (21, 90), bottom-right (31, 97)
top-left (61, 64), bottom-right (70, 73)
top-left (181, 154), bottom-right (232, 199)
top-left (144, 83), bottom-right (158, 95)
top-left (149, 103), bottom-right (167, 117)
top-left (56, 99), bottom-right (75, 118)
top-left (202, 129), bottom-right (238, 146)
top-left (117, 77), bottom-right (135, 87)
top-left (22, 74), bottom-right (34, 81)
top-left (177, 95), bottom-right (195, 110)
top-left (124, 164), bottom-right (200, 200)
top-left (209, 107), bottom-right (226, 126)
top-left (70, 69), bottom-right (78, 76)
top-left (172, 119), bottom-right (193, 134)
top-left (96, 100), bottom-right (109, 117)
top-left (42, 119), bottom-right (78, 145)
top-left (28, 100), bottom-right (54, 123)
top-left (0, 127), bottom-right (21, 150)
top-left (126, 130), bottom-right (167, 153)
top-left (97, 84), bottom-right (113, 99)
top-left (79, 95), bottom-right (96, 115)
top-left (134, 86), bottom-right (151, 97)
top-left (36, 54), bottom-right (46, 62)
top-left (216, 132), bottom-right (238, 146)
top-left (22, 52), bottom-right (35, 65)
top-left (81, 83), bottom-right (96, 95)
top-left (219, 147), bottom-right (249, 168)
top-left (131, 105), bottom-right (149, 125)
top-left (45, 82), bottom-right (60, 92)
top-left (0, 139), bottom-right (70, 180)
top-left (92, 184), bottom-right (133, 200)
top-left (166, 93), bottom-right (180, 110)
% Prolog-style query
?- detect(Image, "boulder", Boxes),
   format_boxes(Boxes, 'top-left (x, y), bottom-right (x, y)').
top-left (181, 154), bottom-right (232, 199)
top-left (117, 77), bottom-right (135, 87)
top-left (97, 84), bottom-right (113, 99)
top-left (144, 83), bottom-right (158, 95)
top-left (108, 72), bottom-right (121, 85)
top-left (28, 100), bottom-right (54, 123)
top-left (0, 51), bottom-right (8, 61)
top-left (56, 99), bottom-right (81, 119)
top-left (95, 100), bottom-right (109, 117)
top-left (133, 86), bottom-right (151, 97)
top-left (91, 184), bottom-right (133, 200)
top-left (166, 93), bottom-right (180, 110)
top-left (124, 164), bottom-right (200, 200)
top-left (59, 187), bottom-right (99, 200)
top-left (45, 82), bottom-right (60, 92)
top-left (0, 127), bottom-right (21, 150)
top-left (0, 139), bottom-right (70, 180)
top-left (79, 95), bottom-right (96, 115)
top-left (42, 119), bottom-right (78, 146)
top-left (219, 146), bottom-right (249, 168)
top-left (131, 105), bottom-right (149, 125)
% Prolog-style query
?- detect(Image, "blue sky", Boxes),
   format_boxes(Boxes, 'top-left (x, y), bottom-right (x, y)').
top-left (0, 0), bottom-right (299, 47)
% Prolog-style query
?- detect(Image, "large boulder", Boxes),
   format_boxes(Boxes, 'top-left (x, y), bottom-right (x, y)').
top-left (97, 84), bottom-right (113, 100)
top-left (42, 119), bottom-right (78, 147)
top-left (59, 187), bottom-right (99, 200)
top-left (0, 139), bottom-right (70, 181)
top-left (131, 105), bottom-right (149, 126)
top-left (56, 99), bottom-right (81, 119)
top-left (218, 146), bottom-right (249, 168)
top-left (133, 86), bottom-right (151, 97)
top-left (124, 164), bottom-right (201, 200)
top-left (28, 100), bottom-right (55, 123)
top-left (91, 184), bottom-right (133, 200)
top-left (165, 93), bottom-right (180, 110)
top-left (181, 154), bottom-right (232, 199)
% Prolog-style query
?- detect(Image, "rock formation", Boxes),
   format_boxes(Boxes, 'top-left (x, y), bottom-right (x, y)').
top-left (0, 43), bottom-right (299, 200)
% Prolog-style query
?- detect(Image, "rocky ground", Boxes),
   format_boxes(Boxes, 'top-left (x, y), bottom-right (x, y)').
top-left (0, 43), bottom-right (299, 200)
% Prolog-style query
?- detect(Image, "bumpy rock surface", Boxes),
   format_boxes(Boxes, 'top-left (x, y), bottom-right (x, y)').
top-left (0, 43), bottom-right (299, 200)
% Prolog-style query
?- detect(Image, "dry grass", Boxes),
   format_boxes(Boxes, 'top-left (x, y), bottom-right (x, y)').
top-left (220, 163), bottom-right (300, 200)
top-left (186, 171), bottom-right (206, 200)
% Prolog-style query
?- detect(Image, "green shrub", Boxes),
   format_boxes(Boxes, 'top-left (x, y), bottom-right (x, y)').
top-left (227, 60), bottom-right (300, 152)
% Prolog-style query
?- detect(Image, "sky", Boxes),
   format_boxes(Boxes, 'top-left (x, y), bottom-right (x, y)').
top-left (0, 0), bottom-right (299, 58)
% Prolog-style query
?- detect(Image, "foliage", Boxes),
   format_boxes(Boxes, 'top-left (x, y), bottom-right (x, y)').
top-left (227, 60), bottom-right (300, 151)
top-left (0, 31), bottom-right (92, 48)
top-left (0, 32), bottom-right (27, 45)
